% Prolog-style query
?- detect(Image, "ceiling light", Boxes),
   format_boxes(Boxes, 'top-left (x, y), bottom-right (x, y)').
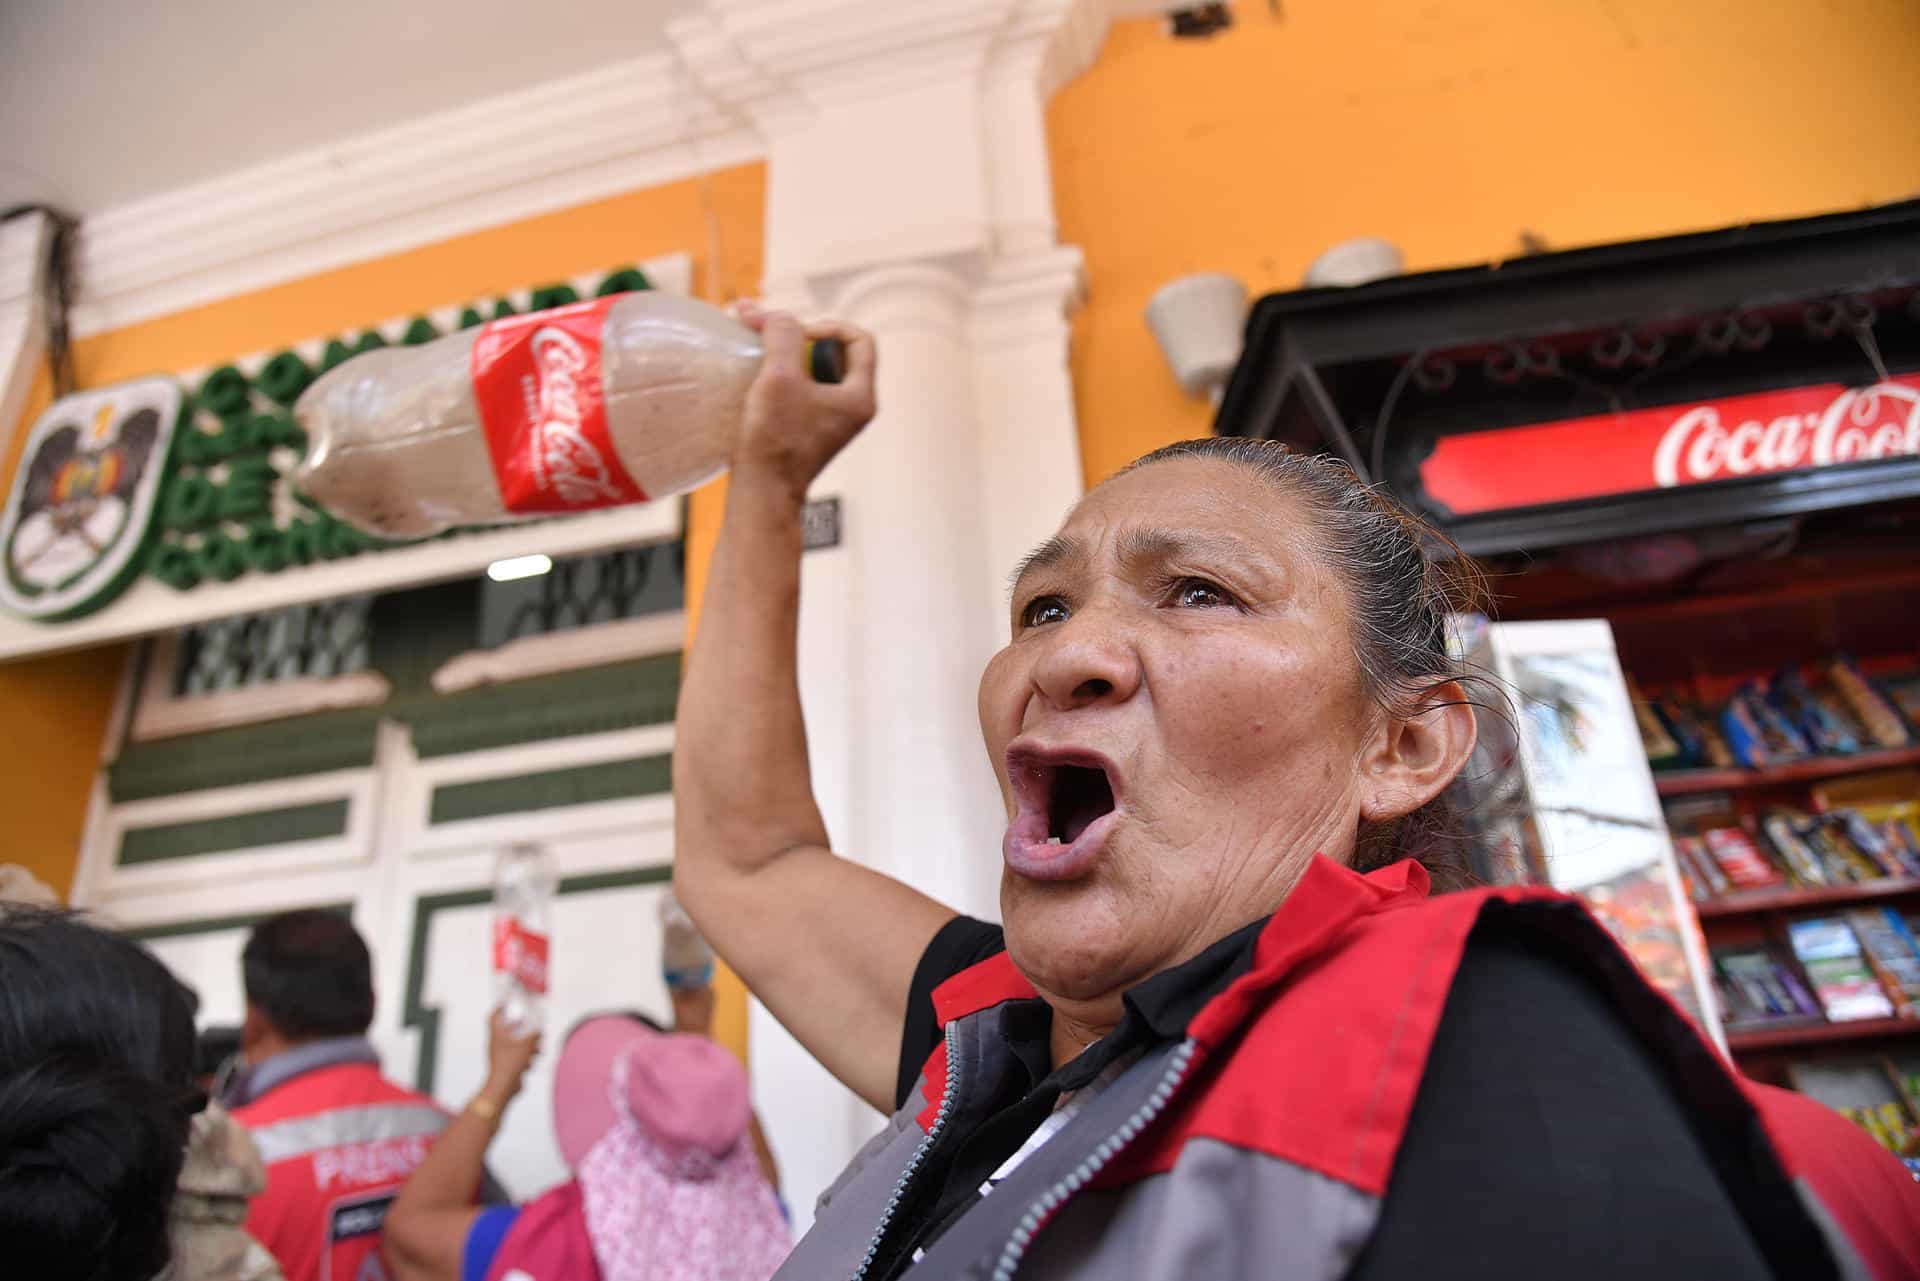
top-left (487, 554), bottom-right (552, 582)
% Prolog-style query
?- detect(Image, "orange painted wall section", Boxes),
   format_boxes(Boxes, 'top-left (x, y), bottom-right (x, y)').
top-left (0, 167), bottom-right (765, 1069)
top-left (0, 644), bottom-right (124, 893)
top-left (1049, 0), bottom-right (1920, 486)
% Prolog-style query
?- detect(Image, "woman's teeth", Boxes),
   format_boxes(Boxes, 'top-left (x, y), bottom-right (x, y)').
top-left (1046, 836), bottom-right (1063, 845)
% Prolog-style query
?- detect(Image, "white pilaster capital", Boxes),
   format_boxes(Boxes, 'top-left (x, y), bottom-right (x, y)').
top-left (671, 0), bottom-right (1180, 286)
top-left (971, 246), bottom-right (1086, 345)
top-left (831, 261), bottom-right (974, 335)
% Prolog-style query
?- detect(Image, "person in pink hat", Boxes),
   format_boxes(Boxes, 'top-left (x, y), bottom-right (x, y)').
top-left (385, 1010), bottom-right (789, 1281)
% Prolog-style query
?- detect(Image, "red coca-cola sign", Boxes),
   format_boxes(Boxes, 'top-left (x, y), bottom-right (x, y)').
top-left (1418, 373), bottom-right (1920, 517)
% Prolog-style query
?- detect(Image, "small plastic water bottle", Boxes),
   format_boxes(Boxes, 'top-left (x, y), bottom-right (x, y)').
top-left (493, 843), bottom-right (557, 1036)
top-left (659, 891), bottom-right (714, 992)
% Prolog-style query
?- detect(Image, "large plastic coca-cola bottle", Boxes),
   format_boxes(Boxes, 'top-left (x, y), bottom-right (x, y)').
top-left (492, 843), bottom-right (557, 1037)
top-left (293, 292), bottom-right (845, 540)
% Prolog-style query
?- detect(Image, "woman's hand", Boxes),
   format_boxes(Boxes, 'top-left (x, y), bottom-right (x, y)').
top-left (734, 303), bottom-right (877, 504)
top-left (483, 1010), bottom-right (541, 1106)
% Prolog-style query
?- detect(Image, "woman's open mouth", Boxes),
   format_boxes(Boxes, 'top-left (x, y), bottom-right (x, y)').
top-left (1002, 745), bottom-right (1122, 882)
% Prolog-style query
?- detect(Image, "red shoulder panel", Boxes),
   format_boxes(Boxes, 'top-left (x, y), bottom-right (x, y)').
top-left (1745, 1081), bottom-right (1920, 1281)
top-left (931, 949), bottom-right (1035, 1027)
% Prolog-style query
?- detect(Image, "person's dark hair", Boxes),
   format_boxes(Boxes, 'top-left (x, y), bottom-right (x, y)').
top-left (0, 906), bottom-right (201, 1281)
top-left (243, 908), bottom-right (375, 1040)
top-left (1123, 437), bottom-right (1502, 891)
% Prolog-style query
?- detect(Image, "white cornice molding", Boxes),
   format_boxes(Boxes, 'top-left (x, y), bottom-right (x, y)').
top-left (55, 0), bottom-right (1183, 342)
top-left (0, 212), bottom-right (52, 466)
top-left (67, 53), bottom-right (762, 339)
top-left (0, 212), bottom-right (48, 309)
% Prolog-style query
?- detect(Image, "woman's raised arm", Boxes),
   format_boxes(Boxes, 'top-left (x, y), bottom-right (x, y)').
top-left (671, 308), bottom-right (956, 1114)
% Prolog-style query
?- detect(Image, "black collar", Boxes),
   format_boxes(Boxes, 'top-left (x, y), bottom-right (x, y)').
top-left (1003, 914), bottom-right (1271, 1096)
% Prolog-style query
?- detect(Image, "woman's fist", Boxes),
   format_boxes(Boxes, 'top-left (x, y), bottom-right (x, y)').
top-left (735, 302), bottom-right (877, 502)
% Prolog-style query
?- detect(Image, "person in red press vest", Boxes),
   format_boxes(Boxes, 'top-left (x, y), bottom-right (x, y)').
top-left (227, 909), bottom-right (497, 1281)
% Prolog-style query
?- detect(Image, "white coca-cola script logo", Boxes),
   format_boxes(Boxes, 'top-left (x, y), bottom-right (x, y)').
top-left (1652, 382), bottom-right (1920, 487)
top-left (528, 327), bottom-right (626, 505)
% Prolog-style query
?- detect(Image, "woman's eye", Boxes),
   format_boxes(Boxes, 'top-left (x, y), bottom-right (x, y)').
top-left (1021, 596), bottom-right (1070, 628)
top-left (1173, 579), bottom-right (1233, 609)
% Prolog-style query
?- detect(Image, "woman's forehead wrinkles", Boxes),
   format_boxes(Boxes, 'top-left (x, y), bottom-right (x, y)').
top-left (1009, 533), bottom-right (1086, 594)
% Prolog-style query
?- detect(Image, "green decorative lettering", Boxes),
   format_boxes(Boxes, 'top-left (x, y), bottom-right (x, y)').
top-left (257, 351), bottom-right (313, 406)
top-left (403, 317), bottom-right (439, 346)
top-left (491, 298), bottom-right (518, 320)
top-left (193, 532), bottom-right (246, 582)
top-left (529, 284), bottom-right (578, 311)
top-left (320, 517), bottom-right (364, 559)
top-left (161, 474), bottom-right (217, 531)
top-left (458, 306), bottom-right (486, 330)
top-left (596, 268), bottom-right (651, 296)
top-left (352, 331), bottom-right (388, 356)
top-left (321, 339), bottom-right (356, 372)
top-left (282, 517), bottom-right (321, 566)
top-left (175, 426), bottom-right (215, 467)
top-left (268, 413), bottom-right (308, 454)
top-left (150, 543), bottom-right (201, 592)
top-left (198, 366), bottom-right (252, 417)
top-left (244, 524), bottom-right (289, 573)
top-left (216, 457), bottom-right (276, 522)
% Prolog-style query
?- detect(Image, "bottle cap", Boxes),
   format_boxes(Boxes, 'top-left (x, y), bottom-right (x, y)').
top-left (807, 338), bottom-right (847, 385)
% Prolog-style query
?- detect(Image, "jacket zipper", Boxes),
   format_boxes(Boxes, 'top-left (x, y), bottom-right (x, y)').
top-left (988, 1036), bottom-right (1200, 1281)
top-left (852, 1020), bottom-right (962, 1281)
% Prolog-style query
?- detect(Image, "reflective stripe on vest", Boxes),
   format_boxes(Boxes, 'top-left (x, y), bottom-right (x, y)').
top-left (250, 1102), bottom-right (449, 1165)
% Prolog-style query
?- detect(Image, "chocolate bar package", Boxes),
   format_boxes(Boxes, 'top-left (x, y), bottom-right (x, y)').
top-left (1770, 668), bottom-right (1861, 755)
top-left (1787, 918), bottom-right (1896, 1022)
top-left (1828, 655), bottom-right (1912, 750)
top-left (1758, 809), bottom-right (1829, 887)
top-left (1704, 824), bottom-right (1785, 890)
top-left (1846, 906), bottom-right (1920, 1018)
top-left (1659, 698), bottom-right (1737, 770)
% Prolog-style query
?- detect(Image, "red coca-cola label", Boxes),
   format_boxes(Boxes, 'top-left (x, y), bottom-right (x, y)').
top-left (1418, 373), bottom-right (1920, 516)
top-left (471, 297), bottom-right (649, 513)
top-left (492, 917), bottom-right (551, 994)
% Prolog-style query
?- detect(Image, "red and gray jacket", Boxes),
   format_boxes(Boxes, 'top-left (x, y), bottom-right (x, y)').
top-left (773, 857), bottom-right (1920, 1281)
top-left (229, 1040), bottom-right (453, 1281)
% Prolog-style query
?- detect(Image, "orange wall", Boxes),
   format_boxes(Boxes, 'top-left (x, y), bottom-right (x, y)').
top-left (1050, 0), bottom-right (1920, 485)
top-left (1, 643), bottom-right (125, 893)
top-left (0, 169), bottom-right (763, 1062)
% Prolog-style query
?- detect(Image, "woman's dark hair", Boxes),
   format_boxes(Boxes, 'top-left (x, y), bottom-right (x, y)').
top-left (1124, 437), bottom-right (1500, 891)
top-left (243, 908), bottom-right (375, 1039)
top-left (0, 906), bottom-right (201, 1281)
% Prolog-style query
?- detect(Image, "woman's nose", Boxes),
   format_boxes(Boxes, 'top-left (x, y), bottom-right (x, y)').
top-left (1030, 610), bottom-right (1142, 711)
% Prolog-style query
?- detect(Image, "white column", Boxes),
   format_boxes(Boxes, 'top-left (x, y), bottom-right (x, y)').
top-left (674, 0), bottom-right (1158, 1229)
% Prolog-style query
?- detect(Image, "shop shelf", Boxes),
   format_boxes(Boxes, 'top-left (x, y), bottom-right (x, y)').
top-left (1693, 878), bottom-right (1920, 920)
top-left (1654, 744), bottom-right (1920, 797)
top-left (1725, 1016), bottom-right (1920, 1054)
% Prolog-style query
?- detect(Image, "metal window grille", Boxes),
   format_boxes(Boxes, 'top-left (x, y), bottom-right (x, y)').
top-left (478, 543), bottom-right (683, 650)
top-left (173, 596), bottom-right (374, 695)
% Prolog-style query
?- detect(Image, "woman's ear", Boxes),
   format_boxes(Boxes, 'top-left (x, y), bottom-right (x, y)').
top-left (1357, 681), bottom-right (1478, 824)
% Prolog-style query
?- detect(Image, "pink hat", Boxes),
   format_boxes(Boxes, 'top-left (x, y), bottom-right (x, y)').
top-left (553, 1015), bottom-right (751, 1172)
